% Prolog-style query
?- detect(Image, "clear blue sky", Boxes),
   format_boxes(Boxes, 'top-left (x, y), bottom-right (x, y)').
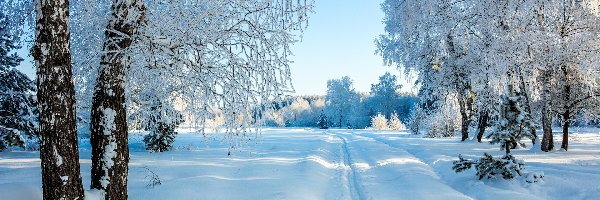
top-left (16, 0), bottom-right (413, 96)
top-left (289, 0), bottom-right (411, 95)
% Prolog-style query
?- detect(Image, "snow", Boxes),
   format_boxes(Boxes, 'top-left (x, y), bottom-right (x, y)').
top-left (53, 146), bottom-right (63, 166)
top-left (100, 108), bottom-right (116, 136)
top-left (100, 136), bottom-right (117, 189)
top-left (84, 189), bottom-right (105, 200)
top-left (1, 128), bottom-right (600, 199)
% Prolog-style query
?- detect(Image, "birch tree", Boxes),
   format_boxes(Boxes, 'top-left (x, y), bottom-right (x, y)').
top-left (89, 0), bottom-right (145, 198)
top-left (30, 0), bottom-right (84, 198)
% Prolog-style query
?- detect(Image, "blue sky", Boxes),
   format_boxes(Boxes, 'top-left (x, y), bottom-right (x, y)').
top-left (289, 0), bottom-right (411, 95)
top-left (16, 0), bottom-right (413, 96)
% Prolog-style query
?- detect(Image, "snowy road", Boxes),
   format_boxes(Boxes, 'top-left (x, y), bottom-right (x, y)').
top-left (2, 128), bottom-right (600, 199)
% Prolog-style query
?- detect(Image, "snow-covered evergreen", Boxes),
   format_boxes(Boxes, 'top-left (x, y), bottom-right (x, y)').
top-left (0, 13), bottom-right (37, 151)
top-left (317, 112), bottom-right (329, 129)
top-left (487, 84), bottom-right (536, 154)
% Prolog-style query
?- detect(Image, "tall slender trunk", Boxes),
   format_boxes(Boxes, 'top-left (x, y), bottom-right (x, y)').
top-left (457, 90), bottom-right (472, 141)
top-left (561, 110), bottom-right (570, 151)
top-left (541, 70), bottom-right (554, 152)
top-left (90, 0), bottom-right (145, 199)
top-left (476, 111), bottom-right (488, 143)
top-left (32, 0), bottom-right (84, 199)
top-left (559, 66), bottom-right (571, 151)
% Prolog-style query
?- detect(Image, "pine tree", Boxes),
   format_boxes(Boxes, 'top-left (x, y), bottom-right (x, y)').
top-left (0, 13), bottom-right (38, 151)
top-left (487, 84), bottom-right (536, 155)
top-left (317, 112), bottom-right (328, 129)
top-left (453, 84), bottom-right (539, 181)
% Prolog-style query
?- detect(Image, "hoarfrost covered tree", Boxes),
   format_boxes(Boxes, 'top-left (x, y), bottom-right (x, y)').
top-left (370, 113), bottom-right (389, 130)
top-left (88, 0), bottom-right (146, 198)
top-left (30, 0), bottom-right (85, 198)
top-left (325, 76), bottom-right (359, 128)
top-left (0, 12), bottom-right (38, 151)
top-left (66, 0), bottom-right (314, 197)
top-left (377, 0), bottom-right (483, 141)
top-left (378, 0), bottom-right (600, 151)
top-left (389, 112), bottom-right (404, 130)
top-left (129, 86), bottom-right (183, 152)
top-left (366, 72), bottom-right (402, 118)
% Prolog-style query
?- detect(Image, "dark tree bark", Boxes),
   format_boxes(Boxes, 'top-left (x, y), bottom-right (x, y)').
top-left (561, 110), bottom-right (570, 151)
top-left (90, 0), bottom-right (145, 199)
top-left (457, 90), bottom-right (474, 141)
top-left (541, 70), bottom-right (554, 152)
top-left (476, 111), bottom-right (488, 143)
top-left (559, 65), bottom-right (571, 151)
top-left (31, 0), bottom-right (84, 199)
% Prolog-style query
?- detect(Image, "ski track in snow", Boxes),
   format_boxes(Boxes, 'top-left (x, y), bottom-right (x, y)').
top-left (334, 132), bottom-right (366, 200)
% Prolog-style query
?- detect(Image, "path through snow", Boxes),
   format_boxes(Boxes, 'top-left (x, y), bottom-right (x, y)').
top-left (1, 128), bottom-right (600, 199)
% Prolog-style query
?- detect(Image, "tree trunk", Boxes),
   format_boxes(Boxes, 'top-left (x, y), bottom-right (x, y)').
top-left (561, 110), bottom-right (570, 151)
top-left (32, 0), bottom-right (84, 198)
top-left (457, 91), bottom-right (472, 141)
top-left (540, 70), bottom-right (554, 152)
top-left (90, 0), bottom-right (145, 199)
top-left (476, 111), bottom-right (488, 143)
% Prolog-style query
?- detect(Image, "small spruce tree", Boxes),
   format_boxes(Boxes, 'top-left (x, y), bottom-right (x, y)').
top-left (131, 91), bottom-right (184, 152)
top-left (0, 15), bottom-right (38, 151)
top-left (487, 84), bottom-right (536, 155)
top-left (453, 84), bottom-right (539, 181)
top-left (317, 112), bottom-right (328, 129)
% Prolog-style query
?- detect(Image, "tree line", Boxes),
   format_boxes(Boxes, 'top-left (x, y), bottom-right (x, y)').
top-left (377, 0), bottom-right (600, 151)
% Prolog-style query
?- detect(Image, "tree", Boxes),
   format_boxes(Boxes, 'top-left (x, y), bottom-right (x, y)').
top-left (129, 88), bottom-right (184, 152)
top-left (487, 84), bottom-right (535, 155)
top-left (370, 113), bottom-right (389, 130)
top-left (366, 72), bottom-right (401, 118)
top-left (89, 0), bottom-right (146, 198)
top-left (0, 13), bottom-right (37, 151)
top-left (71, 0), bottom-right (314, 197)
top-left (317, 112), bottom-right (329, 129)
top-left (389, 112), bottom-right (405, 130)
top-left (30, 0), bottom-right (85, 198)
top-left (325, 76), bottom-right (359, 128)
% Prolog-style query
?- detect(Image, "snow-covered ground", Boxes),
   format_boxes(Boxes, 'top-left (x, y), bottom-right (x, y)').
top-left (1, 128), bottom-right (600, 199)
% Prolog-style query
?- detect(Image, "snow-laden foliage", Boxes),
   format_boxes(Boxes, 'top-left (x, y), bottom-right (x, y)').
top-left (324, 76), bottom-right (360, 128)
top-left (487, 84), bottom-right (536, 154)
top-left (69, 0), bottom-right (315, 151)
top-left (0, 13), bottom-right (38, 151)
top-left (129, 87), bottom-right (184, 152)
top-left (425, 99), bottom-right (459, 138)
top-left (389, 112), bottom-right (405, 130)
top-left (370, 113), bottom-right (389, 130)
top-left (317, 112), bottom-right (328, 129)
top-left (378, 0), bottom-right (600, 146)
top-left (453, 153), bottom-right (525, 180)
